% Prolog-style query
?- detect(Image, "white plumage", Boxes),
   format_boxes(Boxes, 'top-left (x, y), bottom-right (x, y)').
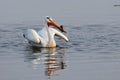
top-left (24, 16), bottom-right (69, 47)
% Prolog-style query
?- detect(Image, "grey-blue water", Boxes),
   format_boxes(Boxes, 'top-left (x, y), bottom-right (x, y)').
top-left (0, 0), bottom-right (120, 80)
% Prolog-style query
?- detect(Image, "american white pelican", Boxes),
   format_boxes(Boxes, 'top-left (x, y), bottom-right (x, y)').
top-left (23, 16), bottom-right (69, 47)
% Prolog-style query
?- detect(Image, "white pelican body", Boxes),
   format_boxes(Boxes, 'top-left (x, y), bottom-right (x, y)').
top-left (24, 17), bottom-right (69, 47)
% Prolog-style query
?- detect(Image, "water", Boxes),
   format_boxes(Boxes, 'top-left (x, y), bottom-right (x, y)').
top-left (0, 0), bottom-right (120, 80)
top-left (1, 20), bottom-right (120, 80)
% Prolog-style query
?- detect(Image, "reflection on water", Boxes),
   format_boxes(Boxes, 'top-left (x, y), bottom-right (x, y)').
top-left (44, 48), bottom-right (66, 77)
top-left (24, 46), bottom-right (67, 78)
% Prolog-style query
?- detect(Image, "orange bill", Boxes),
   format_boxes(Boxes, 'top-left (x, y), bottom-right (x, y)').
top-left (46, 17), bottom-right (67, 33)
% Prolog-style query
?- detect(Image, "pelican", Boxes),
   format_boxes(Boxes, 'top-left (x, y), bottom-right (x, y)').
top-left (23, 16), bottom-right (69, 47)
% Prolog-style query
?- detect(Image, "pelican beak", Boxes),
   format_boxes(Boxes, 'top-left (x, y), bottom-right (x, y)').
top-left (46, 17), bottom-right (67, 33)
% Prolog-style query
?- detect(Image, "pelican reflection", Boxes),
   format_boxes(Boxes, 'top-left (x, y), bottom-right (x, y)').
top-left (24, 46), bottom-right (67, 77)
top-left (44, 48), bottom-right (66, 76)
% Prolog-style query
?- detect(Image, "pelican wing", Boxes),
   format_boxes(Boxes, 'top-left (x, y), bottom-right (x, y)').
top-left (24, 29), bottom-right (41, 43)
top-left (50, 28), bottom-right (69, 42)
top-left (38, 27), bottom-right (48, 42)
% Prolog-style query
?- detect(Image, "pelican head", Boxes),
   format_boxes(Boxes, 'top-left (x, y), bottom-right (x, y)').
top-left (46, 16), bottom-right (67, 33)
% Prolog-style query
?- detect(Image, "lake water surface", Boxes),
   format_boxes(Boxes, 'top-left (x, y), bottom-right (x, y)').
top-left (0, 0), bottom-right (120, 80)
